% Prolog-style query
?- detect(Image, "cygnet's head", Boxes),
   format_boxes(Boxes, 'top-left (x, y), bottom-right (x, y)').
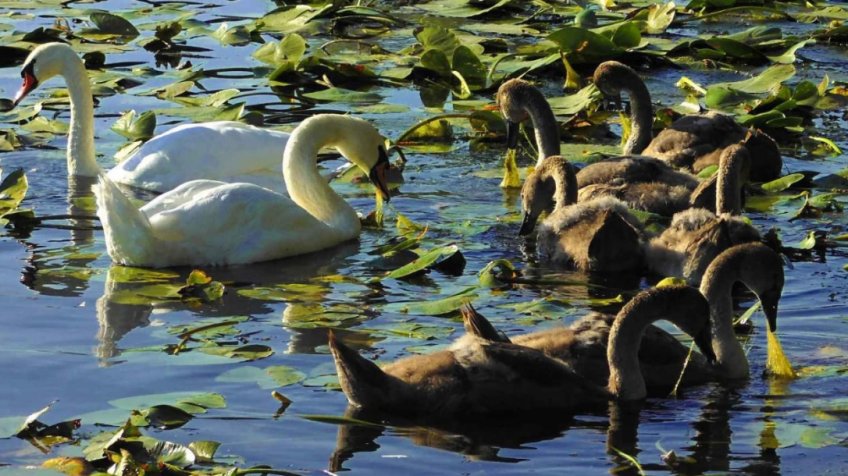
top-left (496, 78), bottom-right (548, 149)
top-left (592, 61), bottom-right (641, 97)
top-left (520, 165), bottom-right (556, 236)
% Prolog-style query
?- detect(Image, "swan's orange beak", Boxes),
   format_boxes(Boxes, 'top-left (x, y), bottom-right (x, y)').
top-left (368, 146), bottom-right (391, 202)
top-left (13, 65), bottom-right (38, 107)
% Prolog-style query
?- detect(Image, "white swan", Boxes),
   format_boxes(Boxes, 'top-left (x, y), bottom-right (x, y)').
top-left (93, 114), bottom-right (392, 267)
top-left (13, 42), bottom-right (290, 193)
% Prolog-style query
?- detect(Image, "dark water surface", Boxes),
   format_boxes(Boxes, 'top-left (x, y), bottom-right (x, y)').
top-left (1, 1), bottom-right (847, 474)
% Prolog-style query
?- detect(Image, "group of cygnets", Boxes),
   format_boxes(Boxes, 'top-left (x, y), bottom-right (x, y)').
top-left (11, 43), bottom-right (786, 418)
top-left (330, 62), bottom-right (786, 418)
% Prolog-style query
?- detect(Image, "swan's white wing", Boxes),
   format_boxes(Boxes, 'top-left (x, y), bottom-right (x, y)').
top-left (107, 121), bottom-right (289, 193)
top-left (141, 180), bottom-right (228, 217)
top-left (142, 183), bottom-right (343, 266)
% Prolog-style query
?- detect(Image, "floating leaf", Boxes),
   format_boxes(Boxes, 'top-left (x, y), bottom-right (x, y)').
top-left (547, 83), bottom-right (602, 115)
top-left (384, 286), bottom-right (478, 316)
top-left (500, 149), bottom-right (521, 189)
top-left (479, 259), bottom-right (517, 287)
top-left (217, 365), bottom-right (305, 389)
top-left (807, 136), bottom-right (842, 156)
top-left (419, 48), bottom-right (451, 77)
top-left (797, 231), bottom-right (820, 250)
top-left (547, 26), bottom-right (622, 63)
top-left (199, 344), bottom-right (274, 361)
top-left (177, 270), bottom-right (225, 301)
top-left (108, 392), bottom-right (226, 412)
top-left (188, 441), bottom-right (220, 463)
top-left (656, 277), bottom-right (687, 288)
top-left (143, 405), bottom-right (194, 429)
top-left (384, 244), bottom-right (463, 280)
top-left (213, 23), bottom-right (253, 46)
top-left (90, 11), bottom-right (139, 38)
top-left (111, 110), bottom-right (156, 141)
top-left (302, 87), bottom-right (382, 104)
top-left (0, 168), bottom-right (28, 216)
top-left (646, 2), bottom-right (676, 34)
top-left (452, 46), bottom-right (486, 90)
top-left (761, 173), bottom-right (805, 193)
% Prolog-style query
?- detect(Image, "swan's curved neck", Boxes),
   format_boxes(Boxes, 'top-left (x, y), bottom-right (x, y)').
top-left (699, 263), bottom-right (749, 379)
top-left (620, 80), bottom-right (653, 156)
top-left (283, 124), bottom-right (360, 235)
top-left (522, 90), bottom-right (561, 164)
top-left (607, 306), bottom-right (650, 401)
top-left (540, 158), bottom-right (578, 210)
top-left (716, 147), bottom-right (749, 215)
top-left (59, 52), bottom-right (99, 176)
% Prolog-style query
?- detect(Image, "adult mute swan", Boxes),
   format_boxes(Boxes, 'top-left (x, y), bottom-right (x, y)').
top-left (94, 114), bottom-right (392, 267)
top-left (329, 286), bottom-right (714, 417)
top-left (13, 42), bottom-right (290, 193)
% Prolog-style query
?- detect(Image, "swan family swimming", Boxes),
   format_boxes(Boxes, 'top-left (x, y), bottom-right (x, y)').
top-left (10, 44), bottom-right (791, 420)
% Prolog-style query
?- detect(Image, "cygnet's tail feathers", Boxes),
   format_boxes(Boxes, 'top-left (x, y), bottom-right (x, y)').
top-left (588, 210), bottom-right (644, 272)
top-left (328, 331), bottom-right (390, 409)
top-left (460, 303), bottom-right (511, 343)
top-left (93, 175), bottom-right (156, 265)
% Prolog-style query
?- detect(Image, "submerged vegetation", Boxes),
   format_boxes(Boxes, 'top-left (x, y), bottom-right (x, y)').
top-left (0, 0), bottom-right (847, 474)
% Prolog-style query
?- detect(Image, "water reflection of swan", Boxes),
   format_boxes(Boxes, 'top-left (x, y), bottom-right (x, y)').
top-left (18, 176), bottom-right (101, 297)
top-left (93, 239), bottom-right (365, 363)
top-left (94, 266), bottom-right (153, 363)
top-left (328, 405), bottom-right (577, 471)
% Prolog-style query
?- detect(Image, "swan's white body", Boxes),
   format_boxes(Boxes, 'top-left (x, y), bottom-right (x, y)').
top-left (108, 121), bottom-right (289, 193)
top-left (15, 42), bottom-right (289, 194)
top-left (94, 114), bottom-right (388, 267)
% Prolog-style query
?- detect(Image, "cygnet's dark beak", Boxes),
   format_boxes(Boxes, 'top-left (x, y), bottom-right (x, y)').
top-left (694, 327), bottom-right (717, 365)
top-left (600, 93), bottom-right (622, 112)
top-left (368, 146), bottom-right (391, 202)
top-left (13, 64), bottom-right (38, 107)
top-left (760, 288), bottom-right (781, 333)
top-left (506, 120), bottom-right (519, 149)
top-left (518, 211), bottom-right (537, 236)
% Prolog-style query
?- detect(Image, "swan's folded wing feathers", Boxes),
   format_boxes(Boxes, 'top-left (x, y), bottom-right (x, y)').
top-left (140, 180), bottom-right (228, 217)
top-left (146, 184), bottom-right (306, 245)
top-left (109, 121), bottom-right (289, 193)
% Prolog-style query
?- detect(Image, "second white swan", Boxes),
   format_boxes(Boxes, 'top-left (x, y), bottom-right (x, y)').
top-left (94, 114), bottom-right (392, 267)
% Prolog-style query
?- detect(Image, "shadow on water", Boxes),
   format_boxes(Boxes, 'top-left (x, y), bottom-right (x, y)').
top-left (328, 383), bottom-right (791, 475)
top-left (328, 405), bottom-right (583, 470)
